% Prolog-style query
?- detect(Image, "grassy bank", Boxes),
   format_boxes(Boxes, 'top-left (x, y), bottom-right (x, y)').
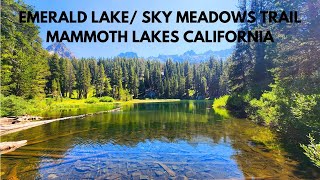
top-left (0, 95), bottom-right (116, 118)
top-left (0, 95), bottom-right (180, 118)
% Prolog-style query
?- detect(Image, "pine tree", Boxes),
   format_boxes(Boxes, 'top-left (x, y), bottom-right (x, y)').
top-left (95, 63), bottom-right (106, 97)
top-left (1, 0), bottom-right (49, 98)
top-left (65, 60), bottom-right (76, 98)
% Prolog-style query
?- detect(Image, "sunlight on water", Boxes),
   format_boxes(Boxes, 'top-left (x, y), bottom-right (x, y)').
top-left (0, 101), bottom-right (313, 179)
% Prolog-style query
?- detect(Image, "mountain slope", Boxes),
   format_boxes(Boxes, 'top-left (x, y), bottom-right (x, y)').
top-left (148, 48), bottom-right (234, 62)
top-left (118, 52), bottom-right (138, 58)
top-left (46, 43), bottom-right (75, 59)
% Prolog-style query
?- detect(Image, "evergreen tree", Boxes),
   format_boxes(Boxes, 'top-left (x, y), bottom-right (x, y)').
top-left (95, 63), bottom-right (106, 97)
top-left (1, 0), bottom-right (49, 98)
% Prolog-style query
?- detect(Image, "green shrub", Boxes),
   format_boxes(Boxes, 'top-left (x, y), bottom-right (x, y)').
top-left (84, 97), bottom-right (99, 104)
top-left (0, 95), bottom-right (33, 116)
top-left (290, 94), bottom-right (320, 127)
top-left (119, 89), bottom-right (133, 101)
top-left (188, 89), bottom-right (195, 98)
top-left (46, 98), bottom-right (54, 106)
top-left (213, 95), bottom-right (229, 108)
top-left (301, 134), bottom-right (320, 168)
top-left (99, 96), bottom-right (114, 102)
top-left (226, 93), bottom-right (250, 118)
top-left (249, 91), bottom-right (281, 126)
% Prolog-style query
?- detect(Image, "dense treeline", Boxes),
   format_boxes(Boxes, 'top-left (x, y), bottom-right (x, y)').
top-left (1, 1), bottom-right (228, 101)
top-left (44, 55), bottom-right (227, 100)
top-left (224, 0), bottom-right (319, 166)
top-left (1, 0), bottom-right (229, 101)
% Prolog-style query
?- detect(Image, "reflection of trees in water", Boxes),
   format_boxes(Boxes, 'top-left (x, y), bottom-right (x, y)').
top-left (1, 101), bottom-right (314, 179)
top-left (221, 120), bottom-right (303, 179)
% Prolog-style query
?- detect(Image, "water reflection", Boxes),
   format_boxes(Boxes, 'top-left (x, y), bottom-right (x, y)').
top-left (0, 101), bottom-right (316, 179)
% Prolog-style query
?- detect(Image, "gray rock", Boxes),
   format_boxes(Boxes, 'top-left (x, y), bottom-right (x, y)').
top-left (140, 175), bottom-right (149, 180)
top-left (132, 172), bottom-right (141, 176)
top-left (155, 170), bottom-right (164, 176)
top-left (172, 165), bottom-right (179, 170)
top-left (177, 176), bottom-right (188, 180)
top-left (47, 174), bottom-right (58, 179)
top-left (185, 171), bottom-right (196, 177)
top-left (75, 165), bottom-right (91, 172)
top-left (107, 174), bottom-right (121, 179)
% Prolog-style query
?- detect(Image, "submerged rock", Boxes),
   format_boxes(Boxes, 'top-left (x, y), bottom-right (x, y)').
top-left (132, 172), bottom-right (141, 177)
top-left (74, 164), bottom-right (91, 172)
top-left (75, 167), bottom-right (90, 172)
top-left (172, 165), bottom-right (179, 170)
top-left (139, 175), bottom-right (149, 180)
top-left (177, 176), bottom-right (188, 180)
top-left (48, 174), bottom-right (58, 179)
top-left (185, 171), bottom-right (196, 178)
top-left (155, 170), bottom-right (164, 176)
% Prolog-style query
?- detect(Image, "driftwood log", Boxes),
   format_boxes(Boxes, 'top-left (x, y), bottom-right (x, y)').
top-left (0, 140), bottom-right (27, 154)
top-left (0, 107), bottom-right (121, 136)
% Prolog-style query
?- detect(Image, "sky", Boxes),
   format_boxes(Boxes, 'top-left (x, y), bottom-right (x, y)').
top-left (24, 0), bottom-right (239, 58)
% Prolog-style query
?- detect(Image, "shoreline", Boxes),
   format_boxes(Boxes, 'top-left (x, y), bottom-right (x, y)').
top-left (0, 99), bottom-right (181, 136)
top-left (0, 108), bottom-right (121, 136)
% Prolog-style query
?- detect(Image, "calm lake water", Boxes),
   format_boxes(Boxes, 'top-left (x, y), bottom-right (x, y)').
top-left (0, 101), bottom-right (318, 179)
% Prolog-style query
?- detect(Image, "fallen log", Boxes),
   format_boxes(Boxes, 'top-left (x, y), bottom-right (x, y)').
top-left (157, 162), bottom-right (176, 177)
top-left (0, 140), bottom-right (27, 154)
top-left (3, 151), bottom-right (72, 159)
top-left (0, 107), bottom-right (121, 136)
top-left (20, 147), bottom-right (69, 152)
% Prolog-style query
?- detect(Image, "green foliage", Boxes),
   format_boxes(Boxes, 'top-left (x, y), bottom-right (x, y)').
top-left (0, 95), bottom-right (34, 116)
top-left (84, 97), bottom-right (99, 104)
top-left (213, 95), bottom-right (229, 108)
top-left (188, 89), bottom-right (195, 98)
top-left (1, 0), bottom-right (49, 98)
top-left (226, 93), bottom-right (251, 118)
top-left (248, 79), bottom-right (320, 132)
top-left (99, 96), bottom-right (114, 102)
top-left (301, 135), bottom-right (320, 168)
top-left (249, 90), bottom-right (281, 126)
top-left (119, 89), bottom-right (133, 101)
top-left (224, 0), bottom-right (320, 166)
top-left (290, 94), bottom-right (320, 126)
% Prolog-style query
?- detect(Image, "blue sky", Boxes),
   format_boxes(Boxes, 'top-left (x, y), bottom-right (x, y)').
top-left (24, 0), bottom-right (238, 58)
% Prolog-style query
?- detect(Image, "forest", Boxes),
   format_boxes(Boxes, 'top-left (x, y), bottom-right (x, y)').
top-left (221, 0), bottom-right (320, 168)
top-left (1, 0), bottom-right (319, 168)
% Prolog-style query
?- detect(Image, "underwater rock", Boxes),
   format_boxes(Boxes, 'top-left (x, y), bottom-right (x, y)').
top-left (155, 170), bottom-right (164, 176)
top-left (185, 171), bottom-right (196, 177)
top-left (47, 174), bottom-right (58, 179)
top-left (139, 175), bottom-right (149, 180)
top-left (172, 165), bottom-right (179, 170)
top-left (75, 165), bottom-right (91, 172)
top-left (132, 172), bottom-right (142, 177)
top-left (177, 176), bottom-right (188, 180)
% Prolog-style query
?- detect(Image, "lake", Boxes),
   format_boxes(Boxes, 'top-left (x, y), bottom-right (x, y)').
top-left (0, 101), bottom-right (317, 179)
